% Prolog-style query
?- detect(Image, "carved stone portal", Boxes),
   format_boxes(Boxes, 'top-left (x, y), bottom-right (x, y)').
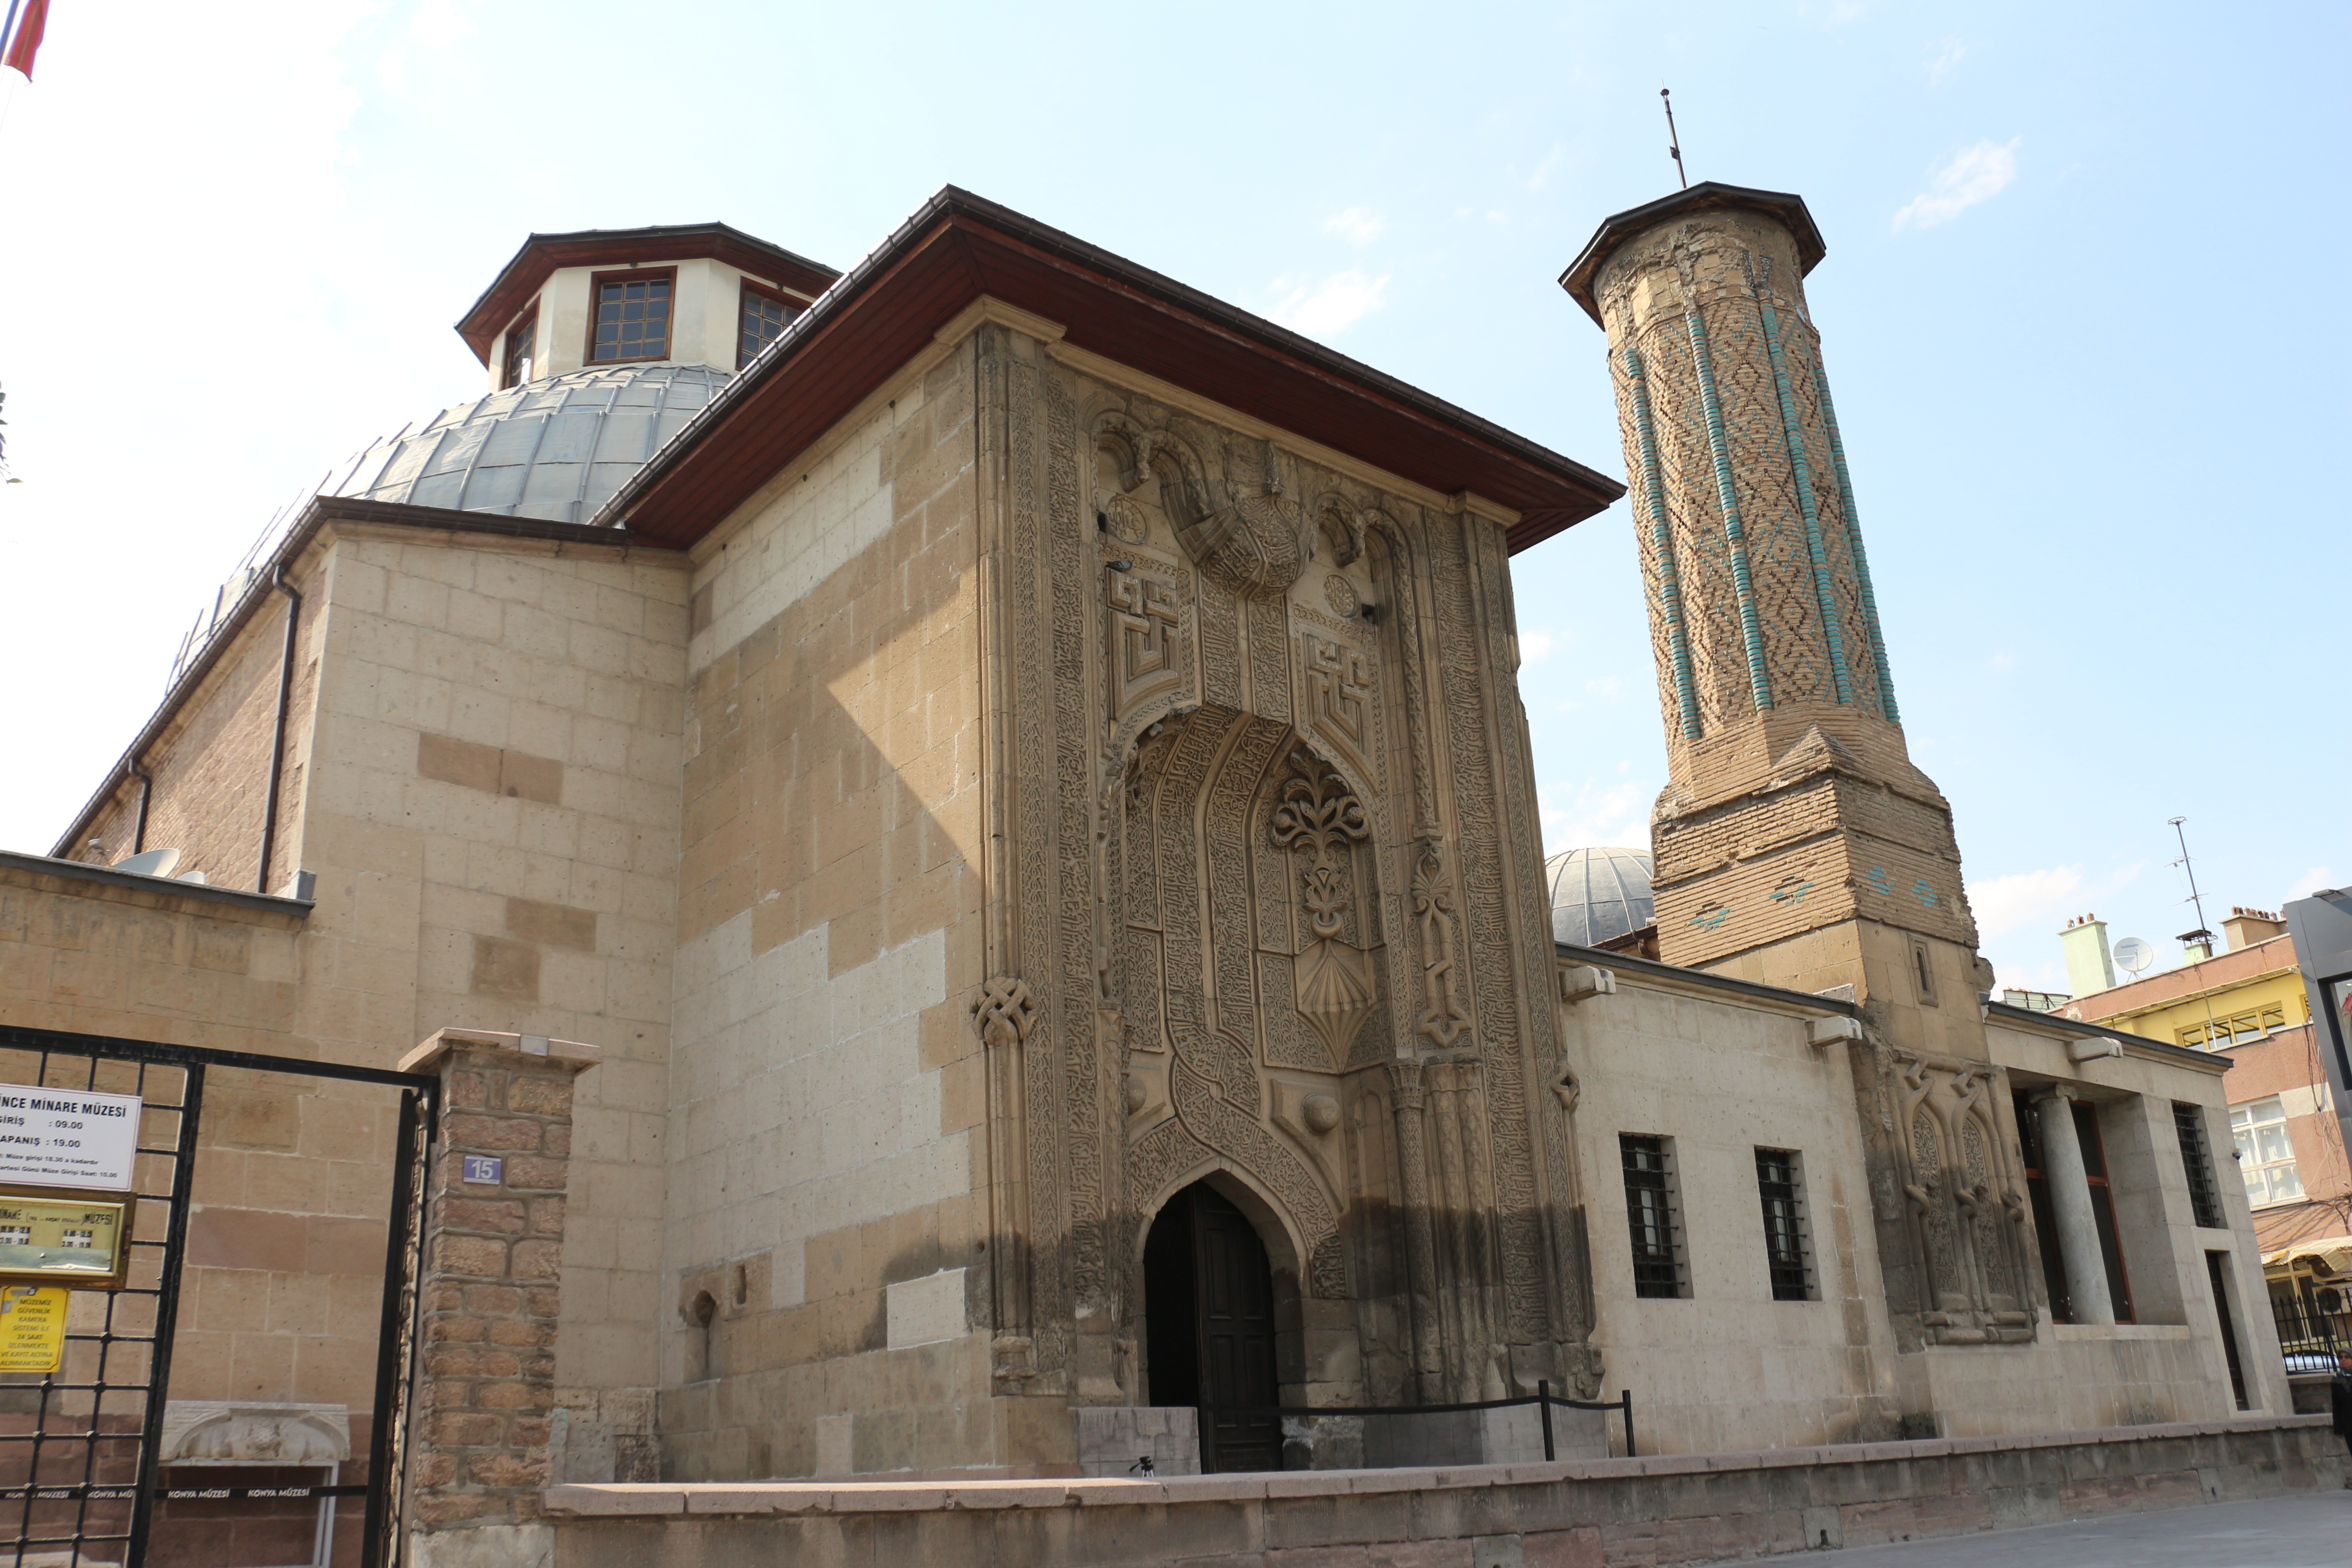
top-left (983, 350), bottom-right (1592, 1408)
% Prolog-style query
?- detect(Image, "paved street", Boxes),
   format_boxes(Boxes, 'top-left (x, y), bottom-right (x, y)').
top-left (1698, 1492), bottom-right (2352, 1567)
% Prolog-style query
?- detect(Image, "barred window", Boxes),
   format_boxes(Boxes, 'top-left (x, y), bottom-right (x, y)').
top-left (590, 273), bottom-right (672, 363)
top-left (501, 307), bottom-right (537, 389)
top-left (1754, 1148), bottom-right (1813, 1301)
top-left (737, 283), bottom-right (798, 369)
top-left (1619, 1134), bottom-right (1685, 1299)
top-left (2172, 1102), bottom-right (2226, 1229)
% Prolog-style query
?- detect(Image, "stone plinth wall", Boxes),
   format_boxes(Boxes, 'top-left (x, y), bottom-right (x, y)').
top-left (545, 1415), bottom-right (2342, 1568)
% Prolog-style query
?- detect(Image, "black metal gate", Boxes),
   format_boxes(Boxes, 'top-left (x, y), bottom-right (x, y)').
top-left (0, 1025), bottom-right (436, 1568)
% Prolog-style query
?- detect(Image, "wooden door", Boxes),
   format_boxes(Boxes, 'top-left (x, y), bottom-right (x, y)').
top-left (1191, 1186), bottom-right (1281, 1470)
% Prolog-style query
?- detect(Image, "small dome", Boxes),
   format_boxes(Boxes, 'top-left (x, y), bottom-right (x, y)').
top-left (325, 362), bottom-right (729, 524)
top-left (1545, 845), bottom-right (1655, 948)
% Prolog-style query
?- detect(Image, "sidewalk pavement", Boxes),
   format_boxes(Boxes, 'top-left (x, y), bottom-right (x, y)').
top-left (1696, 1490), bottom-right (2351, 1567)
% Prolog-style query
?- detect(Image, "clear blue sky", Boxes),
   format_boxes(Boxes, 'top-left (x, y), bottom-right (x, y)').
top-left (0, 0), bottom-right (2342, 994)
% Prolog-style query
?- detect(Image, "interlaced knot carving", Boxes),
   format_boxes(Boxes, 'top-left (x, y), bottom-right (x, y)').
top-left (972, 975), bottom-right (1037, 1050)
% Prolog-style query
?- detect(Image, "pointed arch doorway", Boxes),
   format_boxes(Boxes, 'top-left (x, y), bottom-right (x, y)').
top-left (1142, 1180), bottom-right (1283, 1471)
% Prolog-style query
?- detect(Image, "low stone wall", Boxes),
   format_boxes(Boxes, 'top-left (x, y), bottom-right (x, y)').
top-left (542, 1414), bottom-right (2343, 1567)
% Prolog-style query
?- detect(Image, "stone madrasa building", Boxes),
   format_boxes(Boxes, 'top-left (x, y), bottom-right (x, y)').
top-left (3, 182), bottom-right (2292, 1519)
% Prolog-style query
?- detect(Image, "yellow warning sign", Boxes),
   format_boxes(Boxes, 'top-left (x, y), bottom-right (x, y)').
top-left (0, 1285), bottom-right (67, 1373)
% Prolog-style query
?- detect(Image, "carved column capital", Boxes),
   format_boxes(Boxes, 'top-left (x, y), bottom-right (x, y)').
top-left (1384, 1058), bottom-right (1426, 1112)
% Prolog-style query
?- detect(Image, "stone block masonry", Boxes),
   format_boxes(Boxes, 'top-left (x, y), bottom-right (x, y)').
top-left (397, 1026), bottom-right (600, 1564)
top-left (544, 1415), bottom-right (2342, 1567)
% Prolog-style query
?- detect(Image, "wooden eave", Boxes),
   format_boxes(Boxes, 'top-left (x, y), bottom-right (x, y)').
top-left (598, 187), bottom-right (1624, 554)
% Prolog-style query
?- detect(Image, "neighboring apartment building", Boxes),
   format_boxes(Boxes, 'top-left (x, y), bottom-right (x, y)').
top-left (2054, 910), bottom-right (2351, 1272)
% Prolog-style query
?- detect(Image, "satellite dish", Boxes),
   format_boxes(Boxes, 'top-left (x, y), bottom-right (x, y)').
top-left (2113, 937), bottom-right (2155, 974)
top-left (112, 847), bottom-right (182, 879)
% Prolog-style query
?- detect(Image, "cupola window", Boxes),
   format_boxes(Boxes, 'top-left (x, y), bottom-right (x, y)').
top-left (737, 282), bottom-right (799, 369)
top-left (589, 270), bottom-right (673, 363)
top-left (500, 307), bottom-right (537, 389)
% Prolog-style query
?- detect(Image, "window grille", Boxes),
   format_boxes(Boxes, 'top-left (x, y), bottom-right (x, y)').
top-left (1619, 1134), bottom-right (1685, 1298)
top-left (590, 275), bottom-right (671, 363)
top-left (737, 285), bottom-right (797, 369)
top-left (2171, 1102), bottom-right (2226, 1229)
top-left (1754, 1148), bottom-right (1813, 1301)
top-left (2230, 1096), bottom-right (2304, 1205)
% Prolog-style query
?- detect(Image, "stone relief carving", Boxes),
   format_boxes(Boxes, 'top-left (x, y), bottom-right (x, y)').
top-left (1107, 571), bottom-right (1181, 723)
top-left (1300, 634), bottom-right (1375, 779)
top-left (1884, 1048), bottom-right (2037, 1345)
top-left (1411, 839), bottom-right (1471, 1049)
top-left (161, 1401), bottom-right (349, 1465)
top-left (983, 368), bottom-right (1593, 1401)
top-left (1269, 765), bottom-right (1377, 1064)
top-left (973, 975), bottom-right (1037, 1047)
top-left (1099, 413), bottom-right (1311, 601)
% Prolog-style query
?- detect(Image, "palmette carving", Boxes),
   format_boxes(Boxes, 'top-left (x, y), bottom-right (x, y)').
top-left (1269, 768), bottom-right (1377, 1063)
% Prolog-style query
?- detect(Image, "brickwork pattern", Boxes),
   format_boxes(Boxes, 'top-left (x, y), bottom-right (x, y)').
top-left (83, 560), bottom-right (329, 892)
top-left (1599, 211), bottom-right (1893, 754)
top-left (1588, 199), bottom-right (1971, 972)
top-left (411, 1047), bottom-right (581, 1529)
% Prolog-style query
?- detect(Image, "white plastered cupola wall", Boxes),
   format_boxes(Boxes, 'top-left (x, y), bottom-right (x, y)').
top-left (487, 258), bottom-right (827, 392)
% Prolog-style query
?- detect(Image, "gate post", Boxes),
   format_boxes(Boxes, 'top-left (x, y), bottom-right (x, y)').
top-left (395, 1028), bottom-right (600, 1568)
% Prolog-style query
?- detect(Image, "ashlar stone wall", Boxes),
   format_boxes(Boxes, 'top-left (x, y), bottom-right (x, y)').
top-left (298, 525), bottom-right (691, 1474)
top-left (1557, 958), bottom-right (1904, 1454)
top-left (659, 336), bottom-right (994, 1480)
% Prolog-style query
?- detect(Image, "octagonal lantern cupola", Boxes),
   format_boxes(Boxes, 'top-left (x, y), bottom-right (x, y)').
top-left (455, 222), bottom-right (839, 393)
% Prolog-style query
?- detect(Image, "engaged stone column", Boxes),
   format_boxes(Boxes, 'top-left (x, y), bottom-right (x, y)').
top-left (2030, 1088), bottom-right (2113, 1326)
top-left (396, 1028), bottom-right (600, 1568)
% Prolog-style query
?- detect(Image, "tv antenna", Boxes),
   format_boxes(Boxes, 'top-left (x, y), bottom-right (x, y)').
top-left (2112, 936), bottom-right (2154, 975)
top-left (1661, 88), bottom-right (1688, 189)
top-left (2167, 816), bottom-right (2215, 948)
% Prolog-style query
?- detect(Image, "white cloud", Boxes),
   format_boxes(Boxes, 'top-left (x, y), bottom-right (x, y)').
top-left (1271, 270), bottom-right (1390, 337)
top-left (1526, 145), bottom-right (1565, 191)
top-left (1322, 207), bottom-right (1384, 246)
top-left (1926, 36), bottom-right (1966, 83)
top-left (1894, 137), bottom-right (2021, 230)
top-left (409, 0), bottom-right (478, 47)
top-left (1966, 863), bottom-right (2084, 941)
top-left (1519, 629), bottom-right (1555, 665)
top-left (1538, 776), bottom-right (1653, 855)
top-left (2288, 866), bottom-right (2336, 901)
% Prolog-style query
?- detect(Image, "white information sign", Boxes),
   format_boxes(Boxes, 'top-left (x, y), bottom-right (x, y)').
top-left (0, 1089), bottom-right (142, 1191)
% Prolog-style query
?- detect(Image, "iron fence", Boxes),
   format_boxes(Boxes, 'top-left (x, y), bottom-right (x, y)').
top-left (1200, 1382), bottom-right (1635, 1470)
top-left (2271, 1292), bottom-right (2348, 1376)
top-left (0, 1024), bottom-right (436, 1568)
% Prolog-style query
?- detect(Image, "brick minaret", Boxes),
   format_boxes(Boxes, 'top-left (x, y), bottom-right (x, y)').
top-left (1562, 184), bottom-right (1986, 1029)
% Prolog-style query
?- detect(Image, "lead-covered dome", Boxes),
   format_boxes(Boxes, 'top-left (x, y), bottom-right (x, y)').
top-left (1545, 845), bottom-right (1655, 947)
top-left (324, 362), bottom-right (727, 524)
